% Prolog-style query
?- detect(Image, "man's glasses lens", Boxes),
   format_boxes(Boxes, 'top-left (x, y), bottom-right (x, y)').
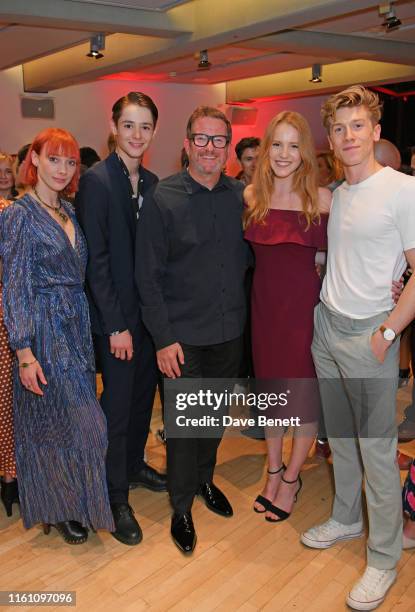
top-left (191, 134), bottom-right (228, 149)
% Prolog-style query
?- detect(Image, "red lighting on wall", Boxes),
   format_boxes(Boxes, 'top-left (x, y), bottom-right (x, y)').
top-left (372, 86), bottom-right (415, 99)
top-left (100, 72), bottom-right (167, 81)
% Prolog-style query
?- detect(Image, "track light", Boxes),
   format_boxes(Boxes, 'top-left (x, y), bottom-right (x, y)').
top-left (379, 2), bottom-right (402, 32)
top-left (197, 49), bottom-right (211, 70)
top-left (87, 34), bottom-right (105, 59)
top-left (309, 64), bottom-right (322, 83)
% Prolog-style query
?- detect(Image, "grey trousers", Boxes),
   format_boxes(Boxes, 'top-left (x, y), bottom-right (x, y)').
top-left (311, 302), bottom-right (402, 569)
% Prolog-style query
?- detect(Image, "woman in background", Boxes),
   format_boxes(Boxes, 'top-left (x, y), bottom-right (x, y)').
top-left (244, 111), bottom-right (331, 522)
top-left (0, 128), bottom-right (114, 542)
top-left (0, 153), bottom-right (17, 201)
top-left (0, 159), bottom-right (18, 516)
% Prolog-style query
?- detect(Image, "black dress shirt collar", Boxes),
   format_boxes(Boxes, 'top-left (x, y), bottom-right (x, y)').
top-left (181, 169), bottom-right (238, 195)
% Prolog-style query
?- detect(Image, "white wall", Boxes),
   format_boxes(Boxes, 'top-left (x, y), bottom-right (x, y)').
top-left (0, 66), bottom-right (333, 178)
top-left (0, 66), bottom-right (226, 178)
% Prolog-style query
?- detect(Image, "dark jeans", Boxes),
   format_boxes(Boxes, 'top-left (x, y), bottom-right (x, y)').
top-left (94, 322), bottom-right (158, 503)
top-left (167, 335), bottom-right (243, 513)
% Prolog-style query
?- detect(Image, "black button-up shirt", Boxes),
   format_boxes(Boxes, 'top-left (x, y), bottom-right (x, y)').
top-left (135, 170), bottom-right (251, 349)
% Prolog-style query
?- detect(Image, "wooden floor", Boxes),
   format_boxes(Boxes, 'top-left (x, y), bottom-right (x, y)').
top-left (1, 384), bottom-right (415, 612)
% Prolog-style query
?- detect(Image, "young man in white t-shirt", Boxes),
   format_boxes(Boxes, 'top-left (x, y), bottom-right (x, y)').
top-left (301, 85), bottom-right (415, 611)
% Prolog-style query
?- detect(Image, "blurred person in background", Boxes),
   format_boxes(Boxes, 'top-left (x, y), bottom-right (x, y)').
top-left (0, 153), bottom-right (17, 200)
top-left (235, 137), bottom-right (260, 186)
top-left (0, 157), bottom-right (18, 517)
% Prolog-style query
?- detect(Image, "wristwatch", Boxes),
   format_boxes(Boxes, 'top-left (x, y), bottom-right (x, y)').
top-left (379, 325), bottom-right (396, 342)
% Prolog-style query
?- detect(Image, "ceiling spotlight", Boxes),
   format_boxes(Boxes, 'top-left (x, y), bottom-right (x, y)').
top-left (197, 49), bottom-right (211, 70)
top-left (309, 64), bottom-right (322, 83)
top-left (87, 33), bottom-right (105, 59)
top-left (379, 2), bottom-right (402, 32)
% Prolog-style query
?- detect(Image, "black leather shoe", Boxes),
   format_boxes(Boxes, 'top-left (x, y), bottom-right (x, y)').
top-left (111, 503), bottom-right (142, 546)
top-left (171, 512), bottom-right (196, 554)
top-left (198, 482), bottom-right (233, 517)
top-left (128, 463), bottom-right (167, 492)
top-left (43, 521), bottom-right (88, 545)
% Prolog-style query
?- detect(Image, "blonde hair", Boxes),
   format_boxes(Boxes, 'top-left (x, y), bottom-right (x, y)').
top-left (244, 111), bottom-right (319, 229)
top-left (321, 85), bottom-right (382, 132)
top-left (317, 151), bottom-right (344, 185)
top-left (0, 152), bottom-right (17, 196)
top-left (0, 152), bottom-right (15, 169)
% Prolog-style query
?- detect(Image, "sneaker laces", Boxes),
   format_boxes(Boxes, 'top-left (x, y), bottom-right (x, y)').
top-left (311, 518), bottom-right (342, 536)
top-left (356, 568), bottom-right (390, 596)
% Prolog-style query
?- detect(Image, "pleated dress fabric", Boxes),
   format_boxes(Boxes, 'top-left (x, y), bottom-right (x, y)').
top-left (0, 197), bottom-right (16, 478)
top-left (0, 194), bottom-right (114, 531)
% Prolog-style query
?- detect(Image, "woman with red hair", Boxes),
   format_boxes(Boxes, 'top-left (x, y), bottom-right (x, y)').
top-left (0, 128), bottom-right (114, 542)
top-left (244, 112), bottom-right (331, 522)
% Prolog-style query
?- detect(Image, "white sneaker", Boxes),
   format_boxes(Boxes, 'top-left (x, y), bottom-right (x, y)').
top-left (346, 566), bottom-right (396, 610)
top-left (300, 517), bottom-right (364, 549)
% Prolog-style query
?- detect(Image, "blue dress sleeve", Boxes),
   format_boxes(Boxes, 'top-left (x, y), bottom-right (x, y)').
top-left (0, 203), bottom-right (35, 351)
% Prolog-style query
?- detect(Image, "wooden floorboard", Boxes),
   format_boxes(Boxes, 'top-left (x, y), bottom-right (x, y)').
top-left (1, 385), bottom-right (415, 611)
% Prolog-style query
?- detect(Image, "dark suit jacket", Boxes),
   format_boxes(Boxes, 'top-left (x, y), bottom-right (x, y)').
top-left (75, 152), bottom-right (158, 336)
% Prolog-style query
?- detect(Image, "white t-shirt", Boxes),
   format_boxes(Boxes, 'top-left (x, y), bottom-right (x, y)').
top-left (321, 166), bottom-right (415, 319)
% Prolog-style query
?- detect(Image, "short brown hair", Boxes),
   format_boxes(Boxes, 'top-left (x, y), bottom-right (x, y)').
top-left (321, 85), bottom-right (382, 131)
top-left (112, 91), bottom-right (158, 127)
top-left (235, 137), bottom-right (261, 160)
top-left (186, 106), bottom-right (232, 142)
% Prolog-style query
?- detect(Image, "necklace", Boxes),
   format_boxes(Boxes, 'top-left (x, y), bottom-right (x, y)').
top-left (33, 187), bottom-right (68, 224)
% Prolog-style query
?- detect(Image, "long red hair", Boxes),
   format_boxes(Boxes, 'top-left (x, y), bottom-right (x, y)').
top-left (22, 128), bottom-right (80, 195)
top-left (244, 111), bottom-right (320, 229)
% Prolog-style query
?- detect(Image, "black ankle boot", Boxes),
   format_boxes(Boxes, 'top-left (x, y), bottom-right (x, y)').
top-left (43, 521), bottom-right (88, 544)
top-left (1, 479), bottom-right (19, 517)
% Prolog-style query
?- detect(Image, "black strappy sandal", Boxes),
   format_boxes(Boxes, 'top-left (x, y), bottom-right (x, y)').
top-left (253, 463), bottom-right (286, 513)
top-left (265, 473), bottom-right (303, 523)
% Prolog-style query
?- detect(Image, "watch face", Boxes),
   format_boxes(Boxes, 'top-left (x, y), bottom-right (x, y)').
top-left (383, 328), bottom-right (396, 341)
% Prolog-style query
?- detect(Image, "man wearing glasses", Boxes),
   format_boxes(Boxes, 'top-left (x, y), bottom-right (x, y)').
top-left (135, 106), bottom-right (250, 553)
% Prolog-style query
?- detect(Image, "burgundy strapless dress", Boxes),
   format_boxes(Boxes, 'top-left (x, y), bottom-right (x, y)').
top-left (245, 210), bottom-right (328, 421)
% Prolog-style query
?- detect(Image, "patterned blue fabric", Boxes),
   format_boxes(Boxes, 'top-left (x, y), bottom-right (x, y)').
top-left (0, 194), bottom-right (114, 531)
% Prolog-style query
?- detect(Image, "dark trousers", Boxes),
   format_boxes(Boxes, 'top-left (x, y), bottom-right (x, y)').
top-left (94, 322), bottom-right (158, 503)
top-left (239, 268), bottom-right (254, 378)
top-left (167, 335), bottom-right (243, 513)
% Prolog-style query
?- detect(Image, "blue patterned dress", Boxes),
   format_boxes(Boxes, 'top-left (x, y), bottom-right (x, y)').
top-left (0, 194), bottom-right (114, 531)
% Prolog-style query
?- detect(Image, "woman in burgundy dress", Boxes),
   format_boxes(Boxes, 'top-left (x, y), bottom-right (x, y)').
top-left (244, 111), bottom-right (331, 522)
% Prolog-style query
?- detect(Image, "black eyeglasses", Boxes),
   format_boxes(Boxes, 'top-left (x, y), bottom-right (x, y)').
top-left (190, 133), bottom-right (229, 149)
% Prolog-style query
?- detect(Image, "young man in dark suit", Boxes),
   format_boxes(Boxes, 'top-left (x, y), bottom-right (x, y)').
top-left (76, 92), bottom-right (166, 546)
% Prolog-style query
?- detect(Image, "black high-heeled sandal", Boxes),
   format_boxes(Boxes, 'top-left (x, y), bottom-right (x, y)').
top-left (253, 463), bottom-right (286, 513)
top-left (43, 521), bottom-right (88, 544)
top-left (1, 479), bottom-right (19, 517)
top-left (265, 473), bottom-right (303, 523)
